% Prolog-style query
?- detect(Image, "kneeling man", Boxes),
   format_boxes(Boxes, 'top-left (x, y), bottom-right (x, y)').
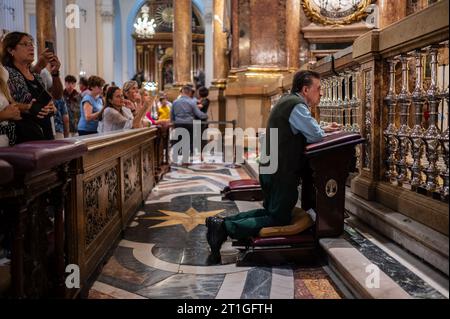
top-left (206, 70), bottom-right (341, 264)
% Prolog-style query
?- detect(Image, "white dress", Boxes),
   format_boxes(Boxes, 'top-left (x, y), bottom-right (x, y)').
top-left (0, 65), bottom-right (11, 147)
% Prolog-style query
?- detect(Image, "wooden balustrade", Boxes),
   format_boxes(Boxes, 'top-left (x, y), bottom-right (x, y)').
top-left (0, 140), bottom-right (87, 298)
top-left (154, 125), bottom-right (173, 182)
top-left (65, 128), bottom-right (158, 298)
top-left (0, 127), bottom-right (166, 298)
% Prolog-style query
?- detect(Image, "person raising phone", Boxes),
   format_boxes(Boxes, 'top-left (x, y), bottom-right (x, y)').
top-left (1, 32), bottom-right (56, 143)
top-left (100, 86), bottom-right (154, 133)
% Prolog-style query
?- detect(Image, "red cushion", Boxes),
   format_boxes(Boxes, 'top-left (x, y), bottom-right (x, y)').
top-left (251, 229), bottom-right (315, 246)
top-left (0, 159), bottom-right (13, 185)
top-left (0, 140), bottom-right (87, 174)
top-left (229, 179), bottom-right (260, 189)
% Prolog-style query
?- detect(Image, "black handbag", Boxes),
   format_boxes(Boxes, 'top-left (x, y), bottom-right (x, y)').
top-left (14, 114), bottom-right (46, 144)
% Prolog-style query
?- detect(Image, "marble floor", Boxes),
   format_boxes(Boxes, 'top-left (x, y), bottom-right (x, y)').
top-left (88, 164), bottom-right (344, 299)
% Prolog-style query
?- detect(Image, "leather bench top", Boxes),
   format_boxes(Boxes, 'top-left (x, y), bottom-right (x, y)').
top-left (0, 140), bottom-right (87, 174)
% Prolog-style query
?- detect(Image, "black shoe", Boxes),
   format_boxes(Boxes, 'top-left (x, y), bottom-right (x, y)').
top-left (205, 217), bottom-right (213, 245)
top-left (205, 216), bottom-right (224, 245)
top-left (207, 217), bottom-right (228, 255)
top-left (206, 252), bottom-right (222, 265)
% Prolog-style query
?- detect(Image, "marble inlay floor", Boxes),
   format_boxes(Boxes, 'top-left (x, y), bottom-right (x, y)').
top-left (88, 164), bottom-right (344, 299)
top-left (343, 225), bottom-right (447, 299)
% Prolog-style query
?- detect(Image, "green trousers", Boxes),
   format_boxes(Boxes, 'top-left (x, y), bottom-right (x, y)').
top-left (224, 173), bottom-right (301, 240)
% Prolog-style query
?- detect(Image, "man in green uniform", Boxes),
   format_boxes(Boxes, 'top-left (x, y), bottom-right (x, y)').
top-left (206, 70), bottom-right (340, 264)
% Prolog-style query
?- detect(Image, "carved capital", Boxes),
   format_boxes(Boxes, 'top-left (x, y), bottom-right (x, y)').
top-left (97, 0), bottom-right (114, 21)
top-left (204, 12), bottom-right (213, 24)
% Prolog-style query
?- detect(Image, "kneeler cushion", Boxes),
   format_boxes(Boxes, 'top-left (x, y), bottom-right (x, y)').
top-left (228, 179), bottom-right (260, 189)
top-left (258, 207), bottom-right (314, 238)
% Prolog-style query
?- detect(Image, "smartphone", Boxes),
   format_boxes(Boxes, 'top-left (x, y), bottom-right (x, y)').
top-left (45, 41), bottom-right (54, 53)
top-left (29, 90), bottom-right (53, 117)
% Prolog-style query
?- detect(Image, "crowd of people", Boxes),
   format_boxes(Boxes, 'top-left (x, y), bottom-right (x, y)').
top-left (0, 31), bottom-right (211, 148)
top-left (1, 31), bottom-right (345, 267)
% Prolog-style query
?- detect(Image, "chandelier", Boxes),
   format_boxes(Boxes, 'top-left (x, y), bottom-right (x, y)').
top-left (134, 5), bottom-right (157, 39)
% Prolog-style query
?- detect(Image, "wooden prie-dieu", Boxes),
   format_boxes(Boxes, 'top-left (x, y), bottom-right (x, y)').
top-left (232, 132), bottom-right (365, 266)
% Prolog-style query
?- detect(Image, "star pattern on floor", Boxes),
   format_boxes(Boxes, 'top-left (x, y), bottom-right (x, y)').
top-left (141, 207), bottom-right (225, 232)
top-left (90, 165), bottom-right (347, 299)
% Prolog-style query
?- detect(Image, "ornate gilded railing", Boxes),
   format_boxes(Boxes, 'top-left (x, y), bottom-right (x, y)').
top-left (319, 0), bottom-right (449, 235)
top-left (312, 51), bottom-right (363, 173)
top-left (383, 41), bottom-right (449, 201)
top-left (318, 69), bottom-right (362, 133)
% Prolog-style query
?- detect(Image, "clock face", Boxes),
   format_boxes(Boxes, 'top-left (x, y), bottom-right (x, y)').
top-left (155, 5), bottom-right (174, 29)
top-left (303, 0), bottom-right (371, 25)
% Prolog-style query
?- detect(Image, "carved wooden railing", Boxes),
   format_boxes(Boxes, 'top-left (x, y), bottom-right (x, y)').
top-left (0, 140), bottom-right (87, 298)
top-left (154, 124), bottom-right (173, 182)
top-left (0, 130), bottom-right (159, 298)
top-left (0, 126), bottom-right (167, 298)
top-left (65, 128), bottom-right (158, 298)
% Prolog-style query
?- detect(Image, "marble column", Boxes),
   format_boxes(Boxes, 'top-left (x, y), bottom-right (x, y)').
top-left (225, 0), bottom-right (291, 134)
top-left (203, 2), bottom-right (214, 88)
top-left (96, 0), bottom-right (104, 78)
top-left (36, 0), bottom-right (56, 55)
top-left (24, 0), bottom-right (35, 37)
top-left (66, 0), bottom-right (78, 77)
top-left (212, 0), bottom-right (229, 88)
top-left (230, 0), bottom-right (239, 69)
top-left (378, 0), bottom-right (407, 29)
top-left (209, 0), bottom-right (230, 133)
top-left (286, 0), bottom-right (301, 70)
top-left (173, 0), bottom-right (193, 86)
top-left (97, 0), bottom-right (114, 83)
top-left (0, 1), bottom-right (25, 33)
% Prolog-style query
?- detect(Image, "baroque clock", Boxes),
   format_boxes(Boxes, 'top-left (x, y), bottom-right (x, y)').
top-left (302, 0), bottom-right (372, 26)
top-left (155, 4), bottom-right (174, 29)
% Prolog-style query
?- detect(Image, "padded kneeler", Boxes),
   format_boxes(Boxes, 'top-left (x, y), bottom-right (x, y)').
top-left (221, 179), bottom-right (263, 201)
top-left (234, 208), bottom-right (318, 266)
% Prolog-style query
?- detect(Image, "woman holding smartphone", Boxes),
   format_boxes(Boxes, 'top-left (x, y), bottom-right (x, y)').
top-left (100, 86), bottom-right (153, 133)
top-left (0, 32), bottom-right (56, 143)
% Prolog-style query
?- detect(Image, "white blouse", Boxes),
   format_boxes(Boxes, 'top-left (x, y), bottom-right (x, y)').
top-left (0, 65), bottom-right (9, 112)
top-left (100, 106), bottom-right (134, 133)
top-left (0, 65), bottom-right (11, 147)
